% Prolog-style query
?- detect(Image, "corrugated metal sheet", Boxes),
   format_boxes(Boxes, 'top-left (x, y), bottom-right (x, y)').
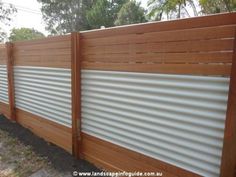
top-left (14, 66), bottom-right (71, 127)
top-left (81, 69), bottom-right (230, 177)
top-left (0, 65), bottom-right (9, 104)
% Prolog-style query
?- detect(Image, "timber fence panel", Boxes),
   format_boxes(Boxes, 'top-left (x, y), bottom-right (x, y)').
top-left (80, 13), bottom-right (236, 177)
top-left (0, 44), bottom-right (10, 118)
top-left (0, 12), bottom-right (235, 177)
top-left (12, 35), bottom-right (73, 152)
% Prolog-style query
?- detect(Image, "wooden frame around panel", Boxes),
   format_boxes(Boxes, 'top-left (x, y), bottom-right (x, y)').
top-left (71, 32), bottom-right (82, 158)
top-left (79, 13), bottom-right (236, 176)
top-left (0, 12), bottom-right (235, 177)
top-left (0, 102), bottom-right (11, 119)
top-left (16, 108), bottom-right (72, 152)
top-left (220, 28), bottom-right (236, 177)
top-left (3, 37), bottom-right (74, 154)
top-left (0, 44), bottom-right (10, 119)
top-left (81, 133), bottom-right (200, 177)
top-left (6, 42), bottom-right (16, 121)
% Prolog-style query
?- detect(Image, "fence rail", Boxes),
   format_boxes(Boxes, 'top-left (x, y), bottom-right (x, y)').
top-left (0, 12), bottom-right (236, 177)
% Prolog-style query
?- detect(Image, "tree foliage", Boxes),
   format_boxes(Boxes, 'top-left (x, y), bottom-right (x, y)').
top-left (9, 28), bottom-right (45, 42)
top-left (38, 0), bottom-right (145, 32)
top-left (37, 0), bottom-right (94, 34)
top-left (147, 0), bottom-right (198, 20)
top-left (86, 0), bottom-right (113, 29)
top-left (86, 0), bottom-right (128, 29)
top-left (115, 1), bottom-right (146, 26)
top-left (147, 0), bottom-right (235, 21)
top-left (0, 1), bottom-right (16, 42)
top-left (199, 0), bottom-right (236, 13)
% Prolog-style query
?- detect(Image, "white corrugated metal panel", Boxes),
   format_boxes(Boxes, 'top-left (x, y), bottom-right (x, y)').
top-left (0, 65), bottom-right (9, 104)
top-left (81, 69), bottom-right (230, 177)
top-left (14, 66), bottom-right (71, 127)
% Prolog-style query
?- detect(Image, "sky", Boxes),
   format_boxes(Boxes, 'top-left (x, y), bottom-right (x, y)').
top-left (1, 0), bottom-right (147, 36)
top-left (2, 0), bottom-right (48, 35)
top-left (2, 0), bottom-right (149, 36)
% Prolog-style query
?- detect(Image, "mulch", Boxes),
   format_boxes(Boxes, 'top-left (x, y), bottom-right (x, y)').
top-left (0, 114), bottom-right (101, 174)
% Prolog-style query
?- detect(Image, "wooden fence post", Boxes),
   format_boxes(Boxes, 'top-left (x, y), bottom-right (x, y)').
top-left (71, 32), bottom-right (81, 158)
top-left (220, 28), bottom-right (236, 177)
top-left (6, 42), bottom-right (16, 121)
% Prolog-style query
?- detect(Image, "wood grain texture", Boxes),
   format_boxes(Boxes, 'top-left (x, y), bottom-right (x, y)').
top-left (82, 39), bottom-right (234, 55)
top-left (82, 62), bottom-right (232, 76)
top-left (80, 14), bottom-right (236, 76)
top-left (6, 42), bottom-right (16, 121)
top-left (82, 25), bottom-right (236, 47)
top-left (13, 35), bottom-right (71, 68)
top-left (82, 52), bottom-right (233, 63)
top-left (81, 133), bottom-right (200, 177)
top-left (16, 108), bottom-right (72, 153)
top-left (220, 28), bottom-right (236, 177)
top-left (13, 35), bottom-right (71, 46)
top-left (0, 102), bottom-right (10, 119)
top-left (0, 44), bottom-right (7, 65)
top-left (81, 13), bottom-right (236, 38)
top-left (71, 32), bottom-right (81, 158)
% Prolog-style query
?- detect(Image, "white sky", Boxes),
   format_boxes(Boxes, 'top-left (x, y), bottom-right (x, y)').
top-left (2, 0), bottom-right (48, 35)
top-left (1, 0), bottom-right (148, 36)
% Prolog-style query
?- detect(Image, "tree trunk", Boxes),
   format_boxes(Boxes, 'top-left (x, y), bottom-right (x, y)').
top-left (177, 3), bottom-right (181, 18)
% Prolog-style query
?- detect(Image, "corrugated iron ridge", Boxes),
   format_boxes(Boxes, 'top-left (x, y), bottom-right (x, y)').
top-left (81, 69), bottom-right (230, 177)
top-left (0, 65), bottom-right (9, 104)
top-left (14, 66), bottom-right (72, 127)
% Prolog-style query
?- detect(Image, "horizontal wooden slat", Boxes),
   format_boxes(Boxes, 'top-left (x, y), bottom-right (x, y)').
top-left (13, 55), bottom-right (71, 63)
top-left (82, 52), bottom-right (233, 63)
top-left (13, 57), bottom-right (71, 68)
top-left (0, 59), bottom-right (7, 65)
top-left (82, 62), bottom-right (232, 76)
top-left (0, 45), bottom-right (7, 64)
top-left (16, 108), bottom-right (72, 153)
top-left (14, 48), bottom-right (71, 57)
top-left (13, 35), bottom-right (71, 68)
top-left (82, 39), bottom-right (234, 55)
top-left (81, 15), bottom-right (236, 76)
top-left (13, 34), bottom-right (71, 46)
top-left (81, 13), bottom-right (236, 39)
top-left (82, 25), bottom-right (236, 47)
top-left (14, 40), bottom-right (71, 51)
top-left (0, 102), bottom-right (10, 119)
top-left (82, 133), bottom-right (200, 177)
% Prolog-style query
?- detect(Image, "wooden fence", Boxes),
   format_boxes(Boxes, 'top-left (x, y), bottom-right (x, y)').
top-left (0, 12), bottom-right (236, 177)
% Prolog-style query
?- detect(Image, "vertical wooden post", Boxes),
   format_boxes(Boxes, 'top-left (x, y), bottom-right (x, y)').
top-left (220, 28), bottom-right (236, 177)
top-left (71, 32), bottom-right (81, 158)
top-left (6, 42), bottom-right (16, 121)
